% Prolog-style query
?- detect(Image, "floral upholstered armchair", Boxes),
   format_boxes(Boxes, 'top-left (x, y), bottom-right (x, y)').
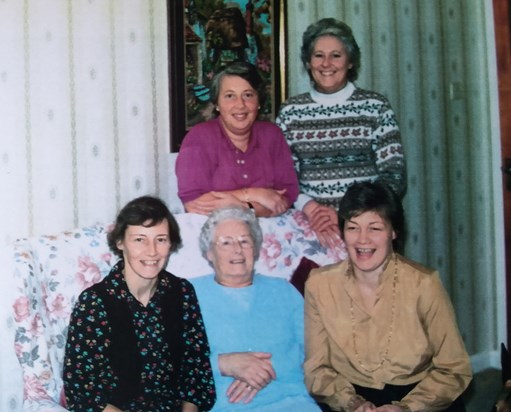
top-left (10, 210), bottom-right (344, 411)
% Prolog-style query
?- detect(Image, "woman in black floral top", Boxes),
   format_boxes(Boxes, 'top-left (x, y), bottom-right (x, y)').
top-left (64, 196), bottom-right (216, 412)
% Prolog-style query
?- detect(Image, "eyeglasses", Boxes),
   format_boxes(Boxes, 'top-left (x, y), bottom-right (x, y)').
top-left (215, 236), bottom-right (254, 251)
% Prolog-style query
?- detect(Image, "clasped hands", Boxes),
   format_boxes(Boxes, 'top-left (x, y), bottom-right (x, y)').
top-left (184, 189), bottom-right (289, 217)
top-left (218, 352), bottom-right (276, 404)
top-left (303, 200), bottom-right (343, 250)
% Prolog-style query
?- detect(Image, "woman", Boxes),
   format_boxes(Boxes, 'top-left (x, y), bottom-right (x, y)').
top-left (63, 196), bottom-right (215, 412)
top-left (176, 61), bottom-right (299, 218)
top-left (304, 182), bottom-right (471, 412)
top-left (190, 206), bottom-right (321, 411)
top-left (276, 18), bottom-right (406, 249)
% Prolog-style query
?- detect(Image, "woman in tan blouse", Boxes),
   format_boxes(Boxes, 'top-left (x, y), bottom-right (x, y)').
top-left (304, 181), bottom-right (472, 412)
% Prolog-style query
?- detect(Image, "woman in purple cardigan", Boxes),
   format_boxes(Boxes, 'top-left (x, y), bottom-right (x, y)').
top-left (176, 61), bottom-right (299, 218)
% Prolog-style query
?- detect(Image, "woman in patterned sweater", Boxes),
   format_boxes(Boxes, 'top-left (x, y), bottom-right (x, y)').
top-left (276, 18), bottom-right (406, 251)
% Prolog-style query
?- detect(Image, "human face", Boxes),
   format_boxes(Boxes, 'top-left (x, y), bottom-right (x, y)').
top-left (117, 220), bottom-right (171, 285)
top-left (343, 211), bottom-right (396, 278)
top-left (309, 35), bottom-right (352, 94)
top-left (217, 75), bottom-right (259, 143)
top-left (207, 219), bottom-right (255, 287)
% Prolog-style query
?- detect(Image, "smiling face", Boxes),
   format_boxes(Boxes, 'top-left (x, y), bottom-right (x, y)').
top-left (207, 219), bottom-right (255, 287)
top-left (309, 35), bottom-right (352, 94)
top-left (116, 219), bottom-right (171, 286)
top-left (343, 211), bottom-right (396, 278)
top-left (217, 75), bottom-right (259, 146)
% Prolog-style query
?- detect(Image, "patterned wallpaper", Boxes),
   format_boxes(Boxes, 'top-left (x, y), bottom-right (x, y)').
top-left (0, 0), bottom-right (170, 247)
top-left (285, 0), bottom-right (505, 363)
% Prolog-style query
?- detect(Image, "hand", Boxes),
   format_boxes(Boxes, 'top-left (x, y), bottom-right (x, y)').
top-left (102, 405), bottom-right (124, 412)
top-left (303, 200), bottom-right (338, 231)
top-left (246, 188), bottom-right (289, 216)
top-left (226, 379), bottom-right (259, 404)
top-left (218, 352), bottom-right (276, 390)
top-left (353, 401), bottom-right (377, 412)
top-left (303, 201), bottom-right (343, 249)
top-left (181, 401), bottom-right (199, 412)
top-left (184, 192), bottom-right (243, 215)
top-left (374, 406), bottom-right (406, 412)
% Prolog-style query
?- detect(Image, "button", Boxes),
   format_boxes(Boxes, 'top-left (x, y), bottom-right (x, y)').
top-left (243, 174), bottom-right (248, 179)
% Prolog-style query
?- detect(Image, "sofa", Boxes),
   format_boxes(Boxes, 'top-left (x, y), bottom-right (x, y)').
top-left (6, 202), bottom-right (345, 411)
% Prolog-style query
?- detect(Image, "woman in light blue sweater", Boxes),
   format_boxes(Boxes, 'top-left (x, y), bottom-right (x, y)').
top-left (190, 206), bottom-right (321, 412)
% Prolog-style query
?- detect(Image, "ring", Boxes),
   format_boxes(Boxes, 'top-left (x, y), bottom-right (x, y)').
top-left (247, 385), bottom-right (252, 391)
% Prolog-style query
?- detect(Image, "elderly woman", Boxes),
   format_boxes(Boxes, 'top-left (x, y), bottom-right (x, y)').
top-left (190, 206), bottom-right (321, 411)
top-left (63, 196), bottom-right (215, 412)
top-left (304, 182), bottom-right (472, 412)
top-left (276, 18), bottom-right (406, 250)
top-left (176, 61), bottom-right (299, 217)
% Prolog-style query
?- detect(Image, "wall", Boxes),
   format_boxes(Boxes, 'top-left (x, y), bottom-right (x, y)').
top-left (0, 0), bottom-right (171, 248)
top-left (284, 0), bottom-right (506, 367)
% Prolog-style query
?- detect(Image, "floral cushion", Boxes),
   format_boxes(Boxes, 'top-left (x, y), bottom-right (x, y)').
top-left (11, 209), bottom-right (345, 410)
top-left (167, 209), bottom-right (346, 280)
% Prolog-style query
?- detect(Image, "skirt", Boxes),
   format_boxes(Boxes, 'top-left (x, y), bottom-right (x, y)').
top-left (353, 382), bottom-right (466, 412)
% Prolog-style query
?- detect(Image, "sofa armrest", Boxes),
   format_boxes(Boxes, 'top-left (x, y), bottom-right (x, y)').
top-left (12, 224), bottom-right (114, 410)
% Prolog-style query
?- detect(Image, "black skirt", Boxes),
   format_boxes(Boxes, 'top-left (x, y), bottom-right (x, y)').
top-left (352, 382), bottom-right (466, 412)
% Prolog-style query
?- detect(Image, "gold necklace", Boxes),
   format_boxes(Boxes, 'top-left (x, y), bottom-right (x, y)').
top-left (349, 254), bottom-right (398, 373)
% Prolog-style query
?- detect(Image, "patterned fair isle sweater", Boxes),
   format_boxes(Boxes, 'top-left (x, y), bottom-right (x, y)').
top-left (276, 82), bottom-right (406, 210)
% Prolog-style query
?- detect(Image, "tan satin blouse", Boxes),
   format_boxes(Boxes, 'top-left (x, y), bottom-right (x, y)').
top-left (304, 253), bottom-right (472, 412)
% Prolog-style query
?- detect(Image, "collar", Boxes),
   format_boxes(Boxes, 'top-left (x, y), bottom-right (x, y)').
top-left (310, 81), bottom-right (356, 106)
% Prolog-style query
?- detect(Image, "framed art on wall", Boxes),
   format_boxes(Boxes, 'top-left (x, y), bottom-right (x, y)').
top-left (168, 0), bottom-right (286, 151)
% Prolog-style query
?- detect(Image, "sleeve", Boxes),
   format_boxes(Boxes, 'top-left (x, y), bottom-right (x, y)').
top-left (268, 124), bottom-right (299, 205)
top-left (178, 281), bottom-right (216, 411)
top-left (398, 273), bottom-right (472, 411)
top-left (303, 277), bottom-right (359, 411)
top-left (372, 97), bottom-right (407, 198)
top-left (175, 127), bottom-right (215, 203)
top-left (63, 290), bottom-right (114, 412)
top-left (275, 106), bottom-right (301, 179)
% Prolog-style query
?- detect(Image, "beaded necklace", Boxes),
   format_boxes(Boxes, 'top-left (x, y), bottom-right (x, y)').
top-left (349, 254), bottom-right (398, 373)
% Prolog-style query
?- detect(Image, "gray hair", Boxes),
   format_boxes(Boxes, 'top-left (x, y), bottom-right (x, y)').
top-left (209, 61), bottom-right (266, 113)
top-left (301, 18), bottom-right (361, 82)
top-left (199, 206), bottom-right (263, 260)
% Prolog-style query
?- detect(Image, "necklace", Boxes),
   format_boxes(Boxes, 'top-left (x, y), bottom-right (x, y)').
top-left (349, 254), bottom-right (398, 373)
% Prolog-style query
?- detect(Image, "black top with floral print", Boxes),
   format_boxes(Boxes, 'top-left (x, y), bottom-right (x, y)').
top-left (63, 261), bottom-right (215, 411)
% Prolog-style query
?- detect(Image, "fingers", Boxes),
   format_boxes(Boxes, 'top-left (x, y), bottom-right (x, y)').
top-left (219, 352), bottom-right (275, 390)
top-left (354, 401), bottom-right (377, 412)
top-left (226, 380), bottom-right (259, 404)
top-left (308, 207), bottom-right (338, 230)
top-left (313, 225), bottom-right (342, 249)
